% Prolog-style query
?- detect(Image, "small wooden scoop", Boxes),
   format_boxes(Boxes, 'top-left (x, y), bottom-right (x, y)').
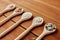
top-left (0, 8), bottom-right (23, 26)
top-left (14, 17), bottom-right (43, 40)
top-left (0, 12), bottom-right (32, 38)
top-left (0, 4), bottom-right (16, 16)
top-left (36, 23), bottom-right (56, 40)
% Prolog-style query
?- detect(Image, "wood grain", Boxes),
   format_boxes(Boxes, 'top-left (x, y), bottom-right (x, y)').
top-left (0, 0), bottom-right (60, 40)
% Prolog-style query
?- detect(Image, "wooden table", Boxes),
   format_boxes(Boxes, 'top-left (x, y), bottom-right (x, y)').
top-left (0, 0), bottom-right (60, 40)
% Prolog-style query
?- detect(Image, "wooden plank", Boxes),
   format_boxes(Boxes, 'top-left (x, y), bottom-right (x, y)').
top-left (39, 0), bottom-right (60, 7)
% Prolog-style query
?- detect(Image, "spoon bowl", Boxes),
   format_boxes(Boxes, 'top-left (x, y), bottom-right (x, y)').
top-left (12, 8), bottom-right (23, 16)
top-left (20, 12), bottom-right (32, 21)
top-left (5, 4), bottom-right (16, 11)
top-left (32, 17), bottom-right (43, 27)
top-left (44, 23), bottom-right (56, 34)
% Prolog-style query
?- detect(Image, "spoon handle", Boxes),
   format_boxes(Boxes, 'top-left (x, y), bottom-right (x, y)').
top-left (0, 9), bottom-right (7, 16)
top-left (36, 32), bottom-right (46, 40)
top-left (0, 19), bottom-right (22, 38)
top-left (15, 25), bottom-right (34, 40)
top-left (0, 14), bottom-right (15, 26)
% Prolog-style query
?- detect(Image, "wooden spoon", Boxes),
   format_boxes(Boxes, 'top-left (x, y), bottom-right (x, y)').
top-left (36, 23), bottom-right (56, 40)
top-left (15, 17), bottom-right (43, 40)
top-left (0, 4), bottom-right (16, 16)
top-left (0, 8), bottom-right (23, 26)
top-left (0, 12), bottom-right (32, 38)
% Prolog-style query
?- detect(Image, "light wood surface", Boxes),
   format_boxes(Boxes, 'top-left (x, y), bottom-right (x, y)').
top-left (0, 0), bottom-right (60, 40)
